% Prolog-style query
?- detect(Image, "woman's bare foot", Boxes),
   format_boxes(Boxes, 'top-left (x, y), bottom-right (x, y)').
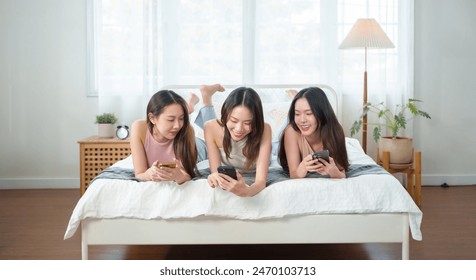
top-left (200, 84), bottom-right (225, 106)
top-left (186, 93), bottom-right (199, 114)
top-left (286, 89), bottom-right (298, 98)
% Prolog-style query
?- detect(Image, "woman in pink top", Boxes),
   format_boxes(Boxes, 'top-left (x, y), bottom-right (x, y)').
top-left (130, 85), bottom-right (224, 183)
top-left (277, 87), bottom-right (349, 179)
top-left (130, 90), bottom-right (198, 183)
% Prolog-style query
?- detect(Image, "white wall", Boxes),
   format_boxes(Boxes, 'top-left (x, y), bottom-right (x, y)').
top-left (0, 0), bottom-right (475, 189)
top-left (414, 0), bottom-right (476, 185)
top-left (0, 0), bottom-right (97, 188)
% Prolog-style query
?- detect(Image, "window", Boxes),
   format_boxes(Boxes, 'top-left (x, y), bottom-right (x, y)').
top-left (88, 0), bottom-right (413, 125)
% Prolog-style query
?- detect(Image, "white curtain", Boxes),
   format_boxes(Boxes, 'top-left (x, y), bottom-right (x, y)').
top-left (89, 0), bottom-right (414, 130)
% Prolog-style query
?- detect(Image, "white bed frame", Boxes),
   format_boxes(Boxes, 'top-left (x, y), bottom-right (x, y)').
top-left (79, 84), bottom-right (411, 260)
top-left (81, 214), bottom-right (409, 260)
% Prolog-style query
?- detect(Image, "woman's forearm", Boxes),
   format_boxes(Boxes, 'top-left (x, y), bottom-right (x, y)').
top-left (331, 169), bottom-right (346, 179)
top-left (290, 162), bottom-right (308, 178)
top-left (175, 172), bottom-right (192, 184)
top-left (135, 171), bottom-right (150, 181)
top-left (247, 180), bottom-right (266, 197)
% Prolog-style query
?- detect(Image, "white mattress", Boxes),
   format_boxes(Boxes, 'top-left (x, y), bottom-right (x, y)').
top-left (64, 138), bottom-right (422, 240)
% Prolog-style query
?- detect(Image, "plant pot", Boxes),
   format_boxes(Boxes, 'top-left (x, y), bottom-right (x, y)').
top-left (378, 136), bottom-right (413, 164)
top-left (98, 123), bottom-right (115, 138)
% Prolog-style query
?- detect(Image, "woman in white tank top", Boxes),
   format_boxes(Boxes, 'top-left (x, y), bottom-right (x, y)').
top-left (204, 87), bottom-right (272, 197)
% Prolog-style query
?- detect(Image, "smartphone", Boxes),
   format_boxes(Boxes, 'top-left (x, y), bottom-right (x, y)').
top-left (312, 150), bottom-right (330, 163)
top-left (217, 166), bottom-right (238, 180)
top-left (158, 162), bottom-right (177, 168)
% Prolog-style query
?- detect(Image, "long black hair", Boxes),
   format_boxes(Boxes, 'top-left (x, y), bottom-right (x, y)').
top-left (278, 87), bottom-right (349, 171)
top-left (146, 90), bottom-right (198, 177)
top-left (218, 87), bottom-right (265, 170)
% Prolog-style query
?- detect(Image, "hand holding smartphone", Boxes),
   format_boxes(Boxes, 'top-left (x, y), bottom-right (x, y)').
top-left (312, 150), bottom-right (330, 163)
top-left (217, 166), bottom-right (238, 180)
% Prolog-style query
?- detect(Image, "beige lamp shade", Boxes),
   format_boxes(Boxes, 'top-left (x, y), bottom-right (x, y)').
top-left (339, 18), bottom-right (394, 49)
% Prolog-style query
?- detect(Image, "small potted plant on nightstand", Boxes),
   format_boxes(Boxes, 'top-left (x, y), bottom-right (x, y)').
top-left (350, 99), bottom-right (431, 164)
top-left (95, 113), bottom-right (118, 138)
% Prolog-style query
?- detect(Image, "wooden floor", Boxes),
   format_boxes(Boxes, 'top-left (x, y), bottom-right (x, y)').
top-left (1, 186), bottom-right (475, 260)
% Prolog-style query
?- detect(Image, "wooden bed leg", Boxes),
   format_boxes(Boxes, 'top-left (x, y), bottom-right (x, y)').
top-left (402, 215), bottom-right (410, 260)
top-left (81, 224), bottom-right (88, 260)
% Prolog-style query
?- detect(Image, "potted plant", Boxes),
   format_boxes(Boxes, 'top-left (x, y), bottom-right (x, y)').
top-left (350, 99), bottom-right (431, 164)
top-left (95, 113), bottom-right (118, 138)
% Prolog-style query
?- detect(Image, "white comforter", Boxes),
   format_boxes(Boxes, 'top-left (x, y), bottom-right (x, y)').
top-left (64, 138), bottom-right (422, 240)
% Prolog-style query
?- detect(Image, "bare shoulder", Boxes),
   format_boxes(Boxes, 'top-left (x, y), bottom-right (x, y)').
top-left (264, 123), bottom-right (272, 131)
top-left (283, 124), bottom-right (295, 134)
top-left (263, 123), bottom-right (273, 136)
top-left (132, 119), bottom-right (147, 129)
top-left (283, 125), bottom-right (300, 140)
top-left (204, 119), bottom-right (222, 133)
top-left (204, 119), bottom-right (224, 146)
top-left (131, 120), bottom-right (147, 138)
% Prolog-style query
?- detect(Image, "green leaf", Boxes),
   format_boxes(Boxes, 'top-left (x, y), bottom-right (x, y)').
top-left (95, 113), bottom-right (118, 124)
top-left (408, 102), bottom-right (418, 115)
top-left (361, 105), bottom-right (370, 118)
top-left (417, 110), bottom-right (431, 119)
top-left (350, 98), bottom-right (430, 142)
top-left (350, 120), bottom-right (362, 136)
top-left (373, 126), bottom-right (381, 142)
top-left (395, 113), bottom-right (407, 129)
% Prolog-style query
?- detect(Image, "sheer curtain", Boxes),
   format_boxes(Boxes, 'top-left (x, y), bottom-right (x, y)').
top-left (88, 0), bottom-right (414, 130)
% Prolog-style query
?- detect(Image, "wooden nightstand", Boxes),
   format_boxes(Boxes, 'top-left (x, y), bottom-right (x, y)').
top-left (78, 136), bottom-right (131, 195)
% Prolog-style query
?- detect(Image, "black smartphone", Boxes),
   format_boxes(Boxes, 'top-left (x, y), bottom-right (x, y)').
top-left (217, 166), bottom-right (238, 180)
top-left (312, 150), bottom-right (330, 163)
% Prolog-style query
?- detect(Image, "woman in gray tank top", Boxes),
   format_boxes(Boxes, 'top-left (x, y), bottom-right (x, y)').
top-left (204, 87), bottom-right (272, 197)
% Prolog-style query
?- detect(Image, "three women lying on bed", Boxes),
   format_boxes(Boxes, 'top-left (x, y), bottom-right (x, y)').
top-left (130, 84), bottom-right (349, 197)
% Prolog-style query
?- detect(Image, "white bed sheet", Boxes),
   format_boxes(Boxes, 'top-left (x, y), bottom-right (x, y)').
top-left (64, 138), bottom-right (422, 240)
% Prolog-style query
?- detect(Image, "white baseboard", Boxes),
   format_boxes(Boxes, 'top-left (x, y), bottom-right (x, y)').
top-left (422, 175), bottom-right (476, 186)
top-left (0, 178), bottom-right (79, 189)
top-left (379, 173), bottom-right (475, 187)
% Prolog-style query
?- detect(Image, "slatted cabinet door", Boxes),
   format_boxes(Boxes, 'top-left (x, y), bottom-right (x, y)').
top-left (78, 136), bottom-right (131, 195)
